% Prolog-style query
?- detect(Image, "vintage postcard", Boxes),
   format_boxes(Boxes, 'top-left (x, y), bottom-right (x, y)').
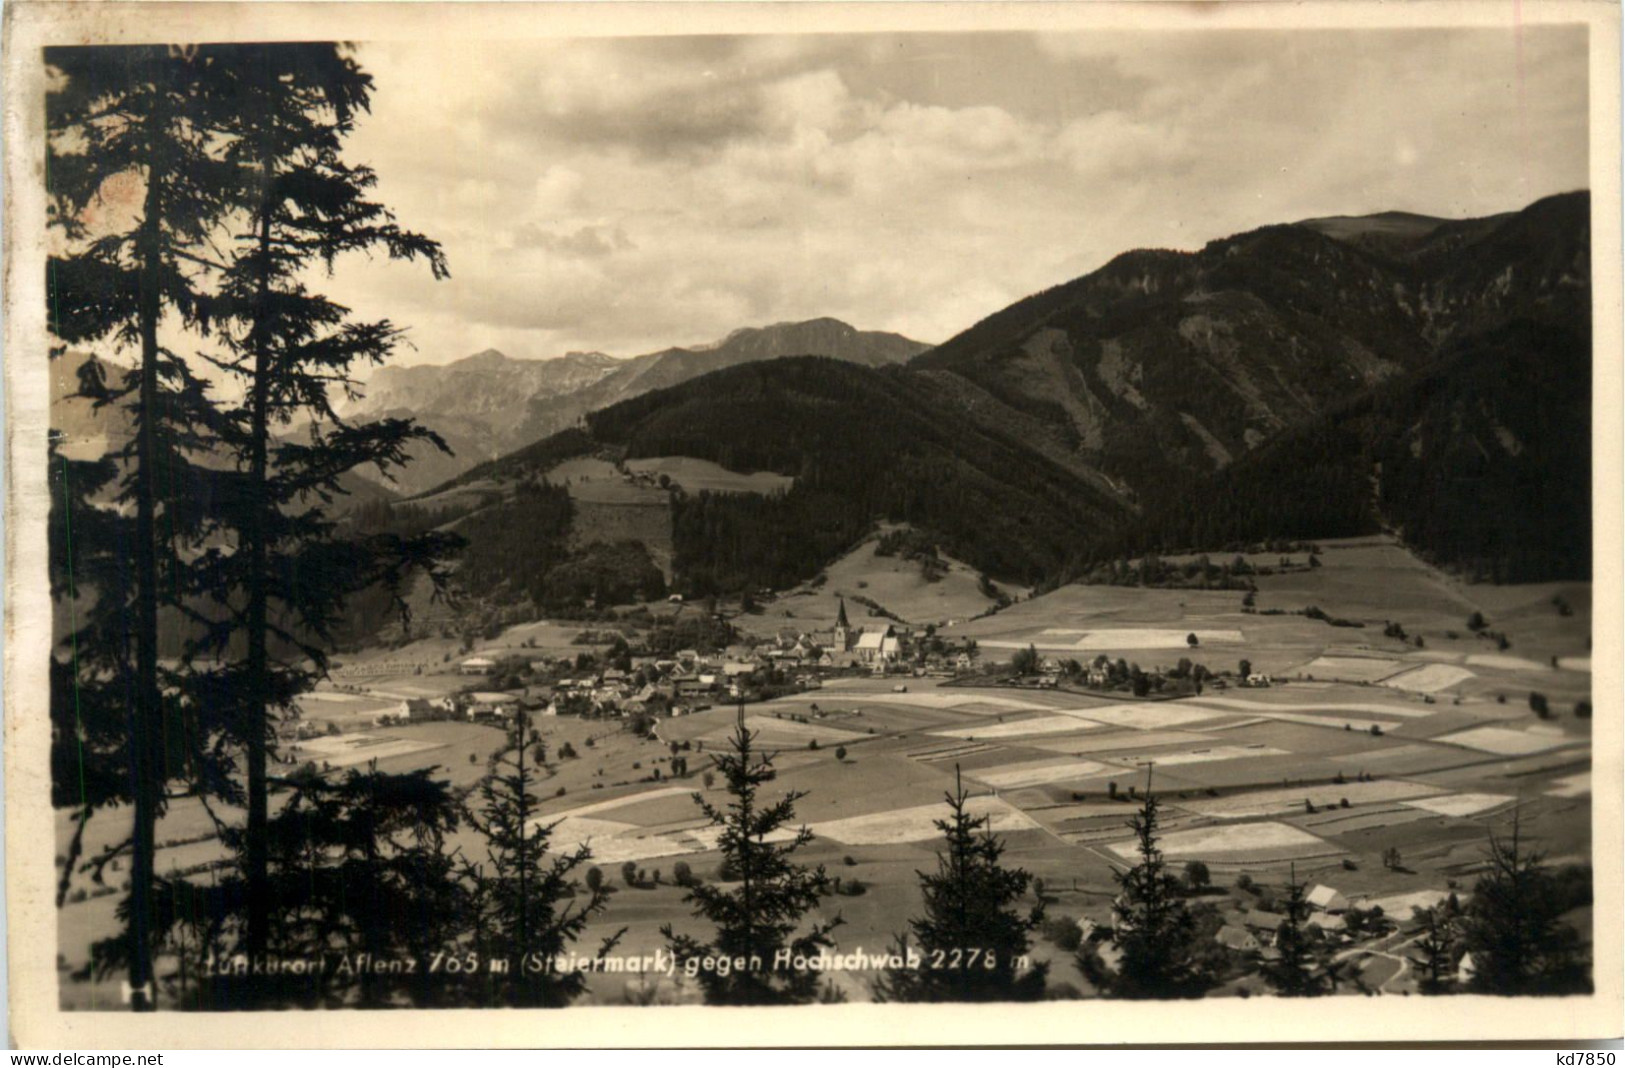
top-left (4, 0), bottom-right (1621, 1048)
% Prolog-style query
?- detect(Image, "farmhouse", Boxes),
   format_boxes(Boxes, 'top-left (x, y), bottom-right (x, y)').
top-left (397, 698), bottom-right (434, 722)
top-left (460, 656), bottom-right (496, 676)
top-left (674, 674), bottom-right (713, 697)
top-left (1242, 909), bottom-right (1286, 943)
top-left (467, 692), bottom-right (518, 720)
top-left (1306, 885), bottom-right (1351, 913)
top-left (1215, 925), bottom-right (1261, 953)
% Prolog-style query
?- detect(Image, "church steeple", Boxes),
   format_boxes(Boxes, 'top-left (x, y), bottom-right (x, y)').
top-left (836, 596), bottom-right (851, 629)
top-left (834, 596), bottom-right (852, 652)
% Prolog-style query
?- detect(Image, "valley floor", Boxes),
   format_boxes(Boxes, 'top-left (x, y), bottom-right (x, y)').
top-left (53, 537), bottom-right (1594, 1006)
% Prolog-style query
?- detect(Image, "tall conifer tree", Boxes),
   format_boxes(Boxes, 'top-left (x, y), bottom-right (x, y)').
top-left (1262, 865), bottom-right (1341, 997)
top-left (1097, 771), bottom-right (1213, 998)
top-left (873, 766), bottom-right (1046, 1002)
top-left (1460, 815), bottom-right (1588, 995)
top-left (662, 705), bottom-right (843, 1005)
top-left (46, 44), bottom-right (245, 1010)
top-left (195, 43), bottom-right (456, 961)
top-left (463, 712), bottom-right (618, 1007)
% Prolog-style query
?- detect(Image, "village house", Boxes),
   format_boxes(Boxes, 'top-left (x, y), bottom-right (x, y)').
top-left (1307, 912), bottom-right (1351, 939)
top-left (396, 697), bottom-right (435, 722)
top-left (466, 691), bottom-right (517, 721)
top-left (1215, 925), bottom-right (1261, 953)
top-left (459, 656), bottom-right (496, 676)
top-left (1241, 909), bottom-right (1286, 945)
top-left (1306, 885), bottom-right (1351, 913)
top-left (673, 673), bottom-right (711, 698)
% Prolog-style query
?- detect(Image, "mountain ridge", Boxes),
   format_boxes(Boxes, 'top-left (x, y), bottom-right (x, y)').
top-left (910, 190), bottom-right (1588, 502)
top-left (433, 191), bottom-right (1590, 599)
top-left (341, 317), bottom-right (930, 495)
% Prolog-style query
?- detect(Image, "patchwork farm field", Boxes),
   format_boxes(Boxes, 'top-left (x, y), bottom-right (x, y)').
top-left (737, 524), bottom-right (1024, 638)
top-left (55, 535), bottom-right (1596, 1005)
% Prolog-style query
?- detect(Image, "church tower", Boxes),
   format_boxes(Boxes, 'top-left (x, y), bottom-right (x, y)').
top-left (833, 596), bottom-right (852, 652)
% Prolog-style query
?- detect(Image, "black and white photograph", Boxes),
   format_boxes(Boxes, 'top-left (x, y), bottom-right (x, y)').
top-left (4, 0), bottom-right (1620, 1047)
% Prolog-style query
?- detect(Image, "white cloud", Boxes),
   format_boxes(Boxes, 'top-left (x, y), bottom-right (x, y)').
top-left (314, 28), bottom-right (1588, 367)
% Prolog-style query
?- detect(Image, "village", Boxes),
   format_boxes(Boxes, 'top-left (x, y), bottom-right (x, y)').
top-left (310, 595), bottom-right (1274, 738)
top-left (52, 534), bottom-right (1594, 1007)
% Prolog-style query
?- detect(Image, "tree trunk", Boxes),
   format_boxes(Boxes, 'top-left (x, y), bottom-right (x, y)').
top-left (244, 188), bottom-right (274, 961)
top-left (128, 143), bottom-right (166, 1014)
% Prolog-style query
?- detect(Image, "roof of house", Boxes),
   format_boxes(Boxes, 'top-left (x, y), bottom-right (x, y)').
top-left (1216, 925), bottom-right (1259, 950)
top-left (461, 657), bottom-right (496, 667)
top-left (855, 632), bottom-right (886, 651)
top-left (1307, 885), bottom-right (1349, 910)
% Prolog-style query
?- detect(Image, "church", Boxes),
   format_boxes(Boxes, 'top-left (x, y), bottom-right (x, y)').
top-left (829, 596), bottom-right (903, 665)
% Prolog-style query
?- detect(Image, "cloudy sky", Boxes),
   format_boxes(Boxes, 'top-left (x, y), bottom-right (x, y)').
top-left (326, 26), bottom-right (1589, 366)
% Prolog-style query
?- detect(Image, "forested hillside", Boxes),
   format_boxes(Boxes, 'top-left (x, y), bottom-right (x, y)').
top-left (429, 192), bottom-right (1593, 601)
top-left (913, 192), bottom-right (1590, 506)
top-left (582, 357), bottom-right (1131, 593)
top-left (1082, 319), bottom-right (1591, 582)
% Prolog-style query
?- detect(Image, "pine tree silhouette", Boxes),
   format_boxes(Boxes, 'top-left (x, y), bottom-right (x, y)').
top-left (1098, 767), bottom-right (1214, 998)
top-left (662, 704), bottom-right (842, 1004)
top-left (464, 712), bottom-right (619, 1006)
top-left (873, 766), bottom-right (1046, 1002)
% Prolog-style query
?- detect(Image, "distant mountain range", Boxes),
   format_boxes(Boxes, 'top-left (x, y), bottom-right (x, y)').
top-left (911, 192), bottom-right (1588, 503)
top-left (51, 191), bottom-right (1591, 613)
top-left (339, 318), bottom-right (929, 495)
top-left (440, 191), bottom-right (1590, 597)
